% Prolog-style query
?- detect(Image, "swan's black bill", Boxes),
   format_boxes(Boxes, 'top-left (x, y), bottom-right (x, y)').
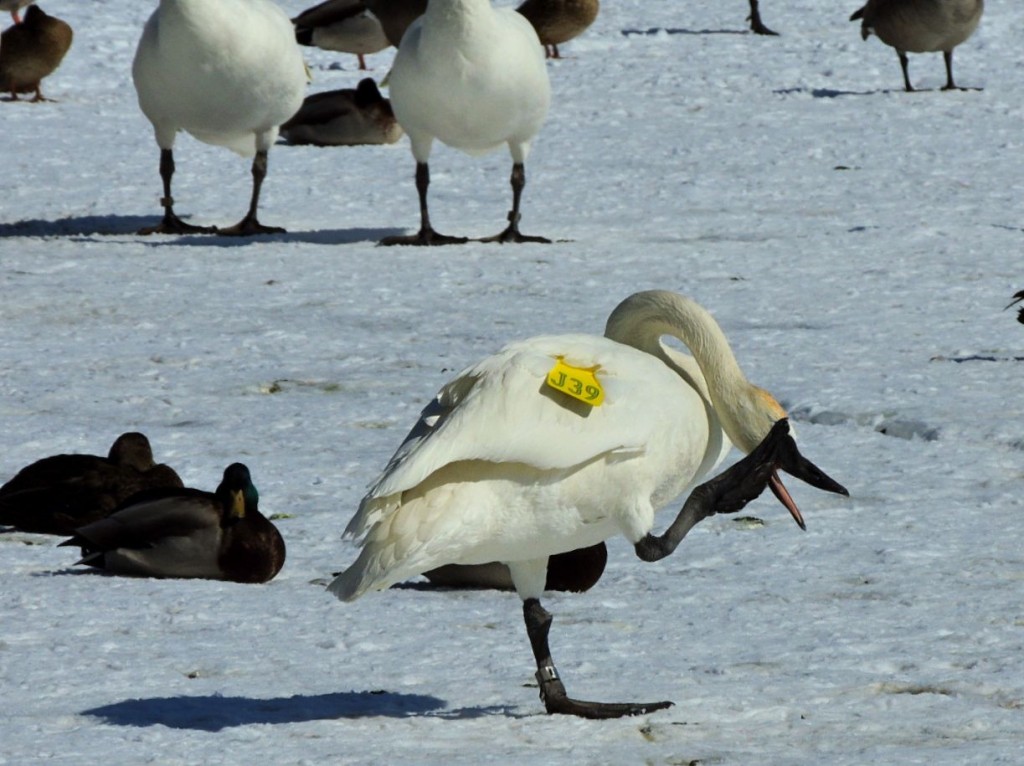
top-left (767, 419), bottom-right (849, 530)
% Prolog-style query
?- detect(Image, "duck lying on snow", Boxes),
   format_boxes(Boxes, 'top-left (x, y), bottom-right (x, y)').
top-left (0, 432), bottom-right (182, 536)
top-left (279, 78), bottom-right (402, 146)
top-left (329, 290), bottom-right (848, 718)
top-left (380, 0), bottom-right (551, 245)
top-left (132, 0), bottom-right (306, 236)
top-left (62, 463), bottom-right (286, 584)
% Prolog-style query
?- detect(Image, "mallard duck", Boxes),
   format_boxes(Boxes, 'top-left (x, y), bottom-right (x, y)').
top-left (280, 77), bottom-right (402, 146)
top-left (0, 5), bottom-right (71, 102)
top-left (0, 433), bottom-right (183, 536)
top-left (380, 0), bottom-right (551, 245)
top-left (292, 0), bottom-right (389, 70)
top-left (850, 0), bottom-right (984, 91)
top-left (515, 0), bottom-right (599, 59)
top-left (61, 463), bottom-right (285, 584)
top-left (132, 0), bottom-right (307, 235)
top-left (423, 542), bottom-right (607, 592)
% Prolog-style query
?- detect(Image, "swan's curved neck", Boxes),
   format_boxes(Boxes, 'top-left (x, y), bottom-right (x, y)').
top-left (605, 291), bottom-right (781, 452)
top-left (605, 292), bottom-right (745, 394)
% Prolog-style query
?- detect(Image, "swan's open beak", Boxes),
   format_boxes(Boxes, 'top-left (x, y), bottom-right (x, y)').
top-left (769, 425), bottom-right (849, 530)
top-left (769, 472), bottom-right (806, 530)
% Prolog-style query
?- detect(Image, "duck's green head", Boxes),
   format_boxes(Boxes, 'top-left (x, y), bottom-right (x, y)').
top-left (218, 463), bottom-right (259, 521)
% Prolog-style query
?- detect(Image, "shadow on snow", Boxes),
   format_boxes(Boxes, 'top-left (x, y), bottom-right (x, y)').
top-left (81, 690), bottom-right (508, 731)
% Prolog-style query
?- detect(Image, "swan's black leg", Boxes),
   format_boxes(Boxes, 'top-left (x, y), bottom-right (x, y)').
top-left (219, 150), bottom-right (286, 236)
top-left (478, 163), bottom-right (550, 244)
top-left (138, 149), bottom-right (218, 235)
top-left (523, 598), bottom-right (673, 719)
top-left (635, 418), bottom-right (847, 561)
top-left (748, 0), bottom-right (778, 35)
top-left (381, 162), bottom-right (468, 246)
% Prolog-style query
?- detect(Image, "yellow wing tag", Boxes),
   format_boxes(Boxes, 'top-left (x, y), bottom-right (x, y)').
top-left (546, 357), bottom-right (604, 406)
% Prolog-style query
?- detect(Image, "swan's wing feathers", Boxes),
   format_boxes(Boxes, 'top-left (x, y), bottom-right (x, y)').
top-left (344, 336), bottom-right (658, 539)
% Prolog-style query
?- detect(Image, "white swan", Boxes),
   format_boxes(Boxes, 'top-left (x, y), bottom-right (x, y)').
top-left (850, 0), bottom-right (984, 91)
top-left (132, 0), bottom-right (306, 236)
top-left (380, 0), bottom-right (551, 245)
top-left (329, 290), bottom-right (848, 718)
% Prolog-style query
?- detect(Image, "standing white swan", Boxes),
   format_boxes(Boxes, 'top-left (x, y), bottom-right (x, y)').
top-left (329, 290), bottom-right (848, 718)
top-left (380, 0), bottom-right (551, 245)
top-left (132, 0), bottom-right (306, 236)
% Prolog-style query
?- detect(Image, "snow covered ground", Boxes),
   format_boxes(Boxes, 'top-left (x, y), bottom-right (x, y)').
top-left (1, 0), bottom-right (1023, 763)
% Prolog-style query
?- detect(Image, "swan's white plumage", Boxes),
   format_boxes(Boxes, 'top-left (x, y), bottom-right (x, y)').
top-left (132, 0), bottom-right (306, 157)
top-left (329, 292), bottom-right (790, 604)
top-left (387, 0), bottom-right (550, 161)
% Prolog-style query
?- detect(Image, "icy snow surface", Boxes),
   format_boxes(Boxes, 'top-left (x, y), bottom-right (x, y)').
top-left (1, 1), bottom-right (1022, 764)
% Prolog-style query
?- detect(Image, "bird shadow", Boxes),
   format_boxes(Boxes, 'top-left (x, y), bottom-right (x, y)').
top-left (621, 27), bottom-right (750, 37)
top-left (0, 214), bottom-right (400, 245)
top-left (773, 87), bottom-right (886, 99)
top-left (80, 690), bottom-right (507, 731)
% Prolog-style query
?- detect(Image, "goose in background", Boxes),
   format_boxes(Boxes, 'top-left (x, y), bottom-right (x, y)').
top-left (132, 0), bottom-right (307, 236)
top-left (380, 0), bottom-right (551, 245)
top-left (850, 0), bottom-right (983, 91)
top-left (364, 0), bottom-right (425, 47)
top-left (515, 0), bottom-right (599, 59)
top-left (61, 463), bottom-right (286, 583)
top-left (0, 5), bottom-right (71, 102)
top-left (0, 432), bottom-right (183, 536)
top-left (292, 0), bottom-right (389, 70)
top-left (0, 0), bottom-right (33, 25)
top-left (280, 77), bottom-right (402, 146)
top-left (329, 290), bottom-right (848, 718)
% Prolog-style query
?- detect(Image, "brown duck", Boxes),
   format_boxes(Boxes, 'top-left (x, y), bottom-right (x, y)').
top-left (0, 432), bottom-right (183, 536)
top-left (516, 0), bottom-right (599, 59)
top-left (0, 5), bottom-right (72, 102)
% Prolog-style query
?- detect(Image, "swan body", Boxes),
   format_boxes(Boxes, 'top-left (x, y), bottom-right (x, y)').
top-left (292, 0), bottom-right (389, 70)
top-left (515, 0), bottom-right (599, 59)
top-left (381, 0), bottom-right (551, 244)
top-left (0, 433), bottom-right (182, 536)
top-left (850, 0), bottom-right (983, 90)
top-left (0, 5), bottom-right (71, 102)
top-left (132, 0), bottom-right (306, 234)
top-left (280, 78), bottom-right (402, 146)
top-left (62, 463), bottom-right (285, 583)
top-left (330, 291), bottom-right (782, 601)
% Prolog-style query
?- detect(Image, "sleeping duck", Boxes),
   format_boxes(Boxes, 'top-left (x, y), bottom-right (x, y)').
top-left (60, 463), bottom-right (285, 584)
top-left (279, 77), bottom-right (402, 146)
top-left (0, 432), bottom-right (183, 536)
top-left (423, 542), bottom-right (607, 593)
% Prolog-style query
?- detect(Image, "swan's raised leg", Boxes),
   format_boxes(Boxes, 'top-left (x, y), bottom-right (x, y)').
top-left (138, 149), bottom-right (218, 235)
top-left (748, 0), bottom-right (778, 35)
top-left (380, 162), bottom-right (469, 246)
top-left (479, 163), bottom-right (551, 244)
top-left (635, 418), bottom-right (847, 562)
top-left (218, 151), bottom-right (286, 236)
top-left (524, 598), bottom-right (673, 719)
